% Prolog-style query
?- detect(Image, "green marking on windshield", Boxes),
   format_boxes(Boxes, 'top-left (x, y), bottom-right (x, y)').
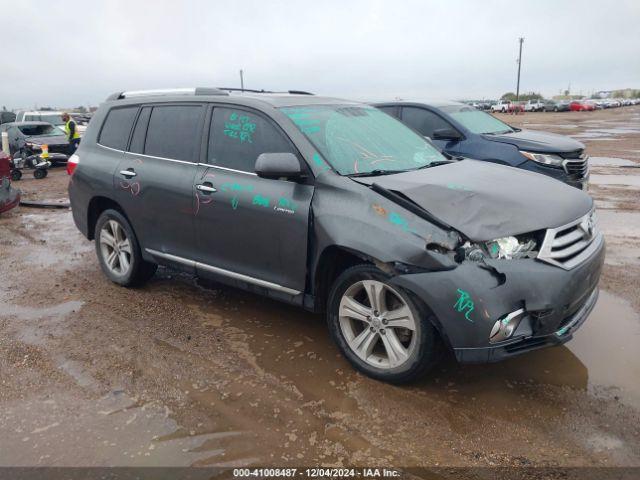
top-left (453, 289), bottom-right (474, 322)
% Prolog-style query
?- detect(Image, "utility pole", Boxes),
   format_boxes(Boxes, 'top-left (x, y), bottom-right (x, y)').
top-left (516, 37), bottom-right (524, 101)
top-left (239, 69), bottom-right (244, 91)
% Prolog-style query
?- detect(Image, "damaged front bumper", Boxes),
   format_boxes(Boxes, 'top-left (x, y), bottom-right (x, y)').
top-left (391, 234), bottom-right (605, 364)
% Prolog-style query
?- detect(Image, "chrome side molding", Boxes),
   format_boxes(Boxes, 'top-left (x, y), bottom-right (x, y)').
top-left (145, 248), bottom-right (301, 296)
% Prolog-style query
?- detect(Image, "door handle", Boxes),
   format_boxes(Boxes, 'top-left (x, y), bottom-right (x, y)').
top-left (196, 183), bottom-right (217, 193)
top-left (120, 169), bottom-right (137, 178)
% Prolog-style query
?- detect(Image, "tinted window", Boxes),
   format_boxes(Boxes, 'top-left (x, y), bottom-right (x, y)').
top-left (129, 107), bottom-right (151, 154)
top-left (144, 105), bottom-right (203, 161)
top-left (401, 107), bottom-right (452, 138)
top-left (377, 106), bottom-right (399, 118)
top-left (208, 107), bottom-right (295, 172)
top-left (99, 107), bottom-right (138, 150)
top-left (17, 124), bottom-right (62, 136)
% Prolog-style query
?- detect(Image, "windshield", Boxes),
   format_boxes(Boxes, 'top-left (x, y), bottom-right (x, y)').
top-left (440, 105), bottom-right (514, 134)
top-left (18, 124), bottom-right (63, 137)
top-left (280, 105), bottom-right (445, 175)
top-left (25, 114), bottom-right (65, 125)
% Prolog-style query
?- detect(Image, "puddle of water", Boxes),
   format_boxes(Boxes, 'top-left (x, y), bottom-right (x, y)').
top-left (0, 391), bottom-right (241, 466)
top-left (591, 174), bottom-right (640, 188)
top-left (0, 300), bottom-right (84, 346)
top-left (589, 156), bottom-right (639, 168)
top-left (566, 291), bottom-right (640, 408)
top-left (523, 123), bottom-right (579, 129)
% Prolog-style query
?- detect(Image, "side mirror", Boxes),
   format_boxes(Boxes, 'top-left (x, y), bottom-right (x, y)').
top-left (432, 128), bottom-right (462, 141)
top-left (255, 152), bottom-right (304, 180)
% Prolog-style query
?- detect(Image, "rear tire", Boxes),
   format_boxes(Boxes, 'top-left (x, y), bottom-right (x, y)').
top-left (327, 264), bottom-right (442, 383)
top-left (94, 209), bottom-right (157, 287)
top-left (33, 168), bottom-right (47, 179)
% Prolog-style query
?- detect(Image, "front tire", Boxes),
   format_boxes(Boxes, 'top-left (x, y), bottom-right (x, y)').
top-left (94, 209), bottom-right (157, 287)
top-left (327, 264), bottom-right (442, 383)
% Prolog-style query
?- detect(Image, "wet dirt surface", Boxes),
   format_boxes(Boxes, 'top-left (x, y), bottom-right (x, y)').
top-left (1, 108), bottom-right (640, 468)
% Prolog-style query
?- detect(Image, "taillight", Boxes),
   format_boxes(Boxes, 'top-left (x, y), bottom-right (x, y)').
top-left (67, 154), bottom-right (79, 175)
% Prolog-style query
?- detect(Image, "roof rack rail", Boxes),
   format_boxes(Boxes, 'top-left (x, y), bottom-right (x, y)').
top-left (218, 87), bottom-right (314, 95)
top-left (218, 87), bottom-right (272, 93)
top-left (106, 87), bottom-right (229, 101)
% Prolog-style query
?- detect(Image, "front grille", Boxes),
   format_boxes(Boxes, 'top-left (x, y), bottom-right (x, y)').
top-left (563, 156), bottom-right (589, 179)
top-left (537, 210), bottom-right (602, 269)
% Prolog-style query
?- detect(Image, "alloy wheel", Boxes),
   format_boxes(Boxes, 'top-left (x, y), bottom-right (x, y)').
top-left (99, 219), bottom-right (132, 276)
top-left (338, 280), bottom-right (417, 369)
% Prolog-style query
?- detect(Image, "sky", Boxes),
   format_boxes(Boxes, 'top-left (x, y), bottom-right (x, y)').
top-left (2, 0), bottom-right (640, 109)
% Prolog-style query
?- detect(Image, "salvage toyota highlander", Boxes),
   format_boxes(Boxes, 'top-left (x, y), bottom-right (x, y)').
top-left (68, 88), bottom-right (605, 383)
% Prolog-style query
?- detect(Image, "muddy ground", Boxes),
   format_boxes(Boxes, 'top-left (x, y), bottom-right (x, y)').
top-left (0, 106), bottom-right (639, 470)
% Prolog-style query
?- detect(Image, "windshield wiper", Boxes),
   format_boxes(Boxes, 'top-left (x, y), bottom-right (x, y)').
top-left (417, 160), bottom-right (454, 169)
top-left (483, 129), bottom-right (514, 135)
top-left (347, 169), bottom-right (411, 177)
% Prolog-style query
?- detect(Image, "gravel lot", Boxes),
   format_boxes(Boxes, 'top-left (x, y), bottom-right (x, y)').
top-left (1, 106), bottom-right (639, 469)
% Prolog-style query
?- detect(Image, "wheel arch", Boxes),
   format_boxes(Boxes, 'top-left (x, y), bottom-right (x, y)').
top-left (86, 196), bottom-right (128, 240)
top-left (311, 245), bottom-right (375, 314)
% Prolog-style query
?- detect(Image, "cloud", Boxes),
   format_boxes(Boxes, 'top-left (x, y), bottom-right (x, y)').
top-left (2, 0), bottom-right (639, 109)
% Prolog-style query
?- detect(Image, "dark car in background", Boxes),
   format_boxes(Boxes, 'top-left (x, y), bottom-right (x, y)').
top-left (68, 88), bottom-right (603, 383)
top-left (0, 121), bottom-right (71, 164)
top-left (373, 100), bottom-right (589, 190)
top-left (543, 100), bottom-right (570, 112)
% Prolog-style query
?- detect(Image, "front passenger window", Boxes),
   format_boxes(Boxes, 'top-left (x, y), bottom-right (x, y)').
top-left (401, 107), bottom-right (452, 139)
top-left (208, 107), bottom-right (296, 172)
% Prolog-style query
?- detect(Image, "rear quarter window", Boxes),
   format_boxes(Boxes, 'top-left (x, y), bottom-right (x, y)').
top-left (99, 107), bottom-right (139, 150)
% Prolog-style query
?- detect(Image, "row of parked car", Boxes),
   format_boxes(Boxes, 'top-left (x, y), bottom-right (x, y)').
top-left (59, 86), bottom-right (606, 384)
top-left (470, 98), bottom-right (639, 113)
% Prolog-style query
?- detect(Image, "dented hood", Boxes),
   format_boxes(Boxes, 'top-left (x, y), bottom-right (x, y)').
top-left (354, 160), bottom-right (593, 241)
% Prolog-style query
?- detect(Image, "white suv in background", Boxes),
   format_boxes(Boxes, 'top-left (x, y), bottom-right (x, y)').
top-left (14, 110), bottom-right (86, 135)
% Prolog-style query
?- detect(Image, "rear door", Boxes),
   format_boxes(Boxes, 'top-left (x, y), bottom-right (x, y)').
top-left (193, 105), bottom-right (314, 294)
top-left (114, 103), bottom-right (205, 262)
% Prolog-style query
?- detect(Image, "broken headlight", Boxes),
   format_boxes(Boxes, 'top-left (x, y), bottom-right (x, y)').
top-left (462, 236), bottom-right (538, 261)
top-left (520, 151), bottom-right (564, 167)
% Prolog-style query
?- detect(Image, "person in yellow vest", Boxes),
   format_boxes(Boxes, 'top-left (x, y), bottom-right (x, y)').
top-left (62, 113), bottom-right (81, 153)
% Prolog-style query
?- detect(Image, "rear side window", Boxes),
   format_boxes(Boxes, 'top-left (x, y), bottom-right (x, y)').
top-left (401, 107), bottom-right (452, 138)
top-left (99, 107), bottom-right (138, 150)
top-left (144, 105), bottom-right (203, 161)
top-left (208, 107), bottom-right (295, 172)
top-left (129, 107), bottom-right (152, 154)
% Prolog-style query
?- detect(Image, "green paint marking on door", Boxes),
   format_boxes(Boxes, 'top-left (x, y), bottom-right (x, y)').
top-left (252, 194), bottom-right (270, 207)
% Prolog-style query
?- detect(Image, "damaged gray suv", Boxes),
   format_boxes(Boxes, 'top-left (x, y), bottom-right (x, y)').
top-left (68, 88), bottom-right (605, 383)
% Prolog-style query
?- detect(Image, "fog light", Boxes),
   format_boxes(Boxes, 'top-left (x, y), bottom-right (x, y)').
top-left (490, 308), bottom-right (526, 344)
